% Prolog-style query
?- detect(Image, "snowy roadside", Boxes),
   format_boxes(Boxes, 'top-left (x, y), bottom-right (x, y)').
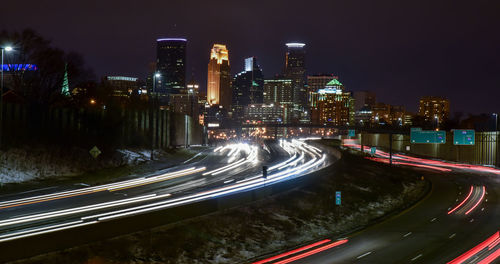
top-left (0, 146), bottom-right (206, 185)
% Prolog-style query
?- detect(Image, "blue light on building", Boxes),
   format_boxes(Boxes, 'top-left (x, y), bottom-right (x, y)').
top-left (2, 64), bottom-right (38, 71)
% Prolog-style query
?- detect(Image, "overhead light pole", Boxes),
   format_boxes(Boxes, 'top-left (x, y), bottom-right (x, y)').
top-left (0, 46), bottom-right (13, 149)
top-left (150, 72), bottom-right (161, 160)
top-left (493, 113), bottom-right (498, 131)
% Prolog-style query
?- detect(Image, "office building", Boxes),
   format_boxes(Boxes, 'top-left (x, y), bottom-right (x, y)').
top-left (307, 74), bottom-right (339, 107)
top-left (418, 96), bottom-right (450, 125)
top-left (284, 43), bottom-right (306, 108)
top-left (310, 79), bottom-right (355, 126)
top-left (207, 44), bottom-right (231, 110)
top-left (232, 57), bottom-right (264, 119)
top-left (263, 78), bottom-right (293, 105)
top-left (243, 103), bottom-right (285, 124)
top-left (371, 103), bottom-right (413, 126)
top-left (102, 76), bottom-right (141, 98)
top-left (155, 38), bottom-right (187, 102)
top-left (353, 91), bottom-right (376, 112)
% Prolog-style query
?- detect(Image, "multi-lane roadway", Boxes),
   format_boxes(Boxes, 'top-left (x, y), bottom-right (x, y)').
top-left (0, 139), bottom-right (331, 261)
top-left (253, 143), bottom-right (500, 264)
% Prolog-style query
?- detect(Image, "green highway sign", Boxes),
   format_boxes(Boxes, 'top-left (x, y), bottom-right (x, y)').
top-left (335, 191), bottom-right (341, 205)
top-left (411, 129), bottom-right (446, 144)
top-left (348, 129), bottom-right (355, 137)
top-left (370, 147), bottom-right (376, 155)
top-left (453, 129), bottom-right (475, 145)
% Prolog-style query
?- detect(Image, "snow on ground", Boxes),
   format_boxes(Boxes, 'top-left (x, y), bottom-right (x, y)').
top-left (0, 147), bottom-right (162, 184)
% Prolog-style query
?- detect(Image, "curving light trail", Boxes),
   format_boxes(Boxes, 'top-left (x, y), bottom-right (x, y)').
top-left (0, 139), bottom-right (329, 243)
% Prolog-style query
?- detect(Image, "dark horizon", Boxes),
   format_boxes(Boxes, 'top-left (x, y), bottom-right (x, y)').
top-left (2, 0), bottom-right (500, 115)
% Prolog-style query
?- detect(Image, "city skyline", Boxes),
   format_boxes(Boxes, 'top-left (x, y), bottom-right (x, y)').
top-left (2, 0), bottom-right (500, 114)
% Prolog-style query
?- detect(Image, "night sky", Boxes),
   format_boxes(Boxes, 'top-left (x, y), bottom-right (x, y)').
top-left (2, 0), bottom-right (499, 114)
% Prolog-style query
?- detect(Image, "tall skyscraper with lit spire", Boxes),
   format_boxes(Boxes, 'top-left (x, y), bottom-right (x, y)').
top-left (207, 44), bottom-right (231, 110)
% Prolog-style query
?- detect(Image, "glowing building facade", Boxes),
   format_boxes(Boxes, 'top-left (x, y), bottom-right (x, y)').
top-left (418, 96), bottom-right (450, 125)
top-left (207, 44), bottom-right (231, 110)
top-left (310, 79), bottom-right (355, 126)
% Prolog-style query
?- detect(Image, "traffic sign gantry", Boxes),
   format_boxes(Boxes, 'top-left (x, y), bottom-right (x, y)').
top-left (453, 129), bottom-right (475, 145)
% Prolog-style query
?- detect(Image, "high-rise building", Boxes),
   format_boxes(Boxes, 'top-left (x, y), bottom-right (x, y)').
top-left (243, 103), bottom-right (285, 124)
top-left (156, 38), bottom-right (187, 102)
top-left (284, 43), bottom-right (306, 109)
top-left (207, 44), bottom-right (231, 110)
top-left (353, 91), bottom-right (376, 112)
top-left (418, 96), bottom-right (450, 125)
top-left (103, 76), bottom-right (141, 98)
top-left (307, 74), bottom-right (339, 108)
top-left (232, 57), bottom-right (264, 119)
top-left (263, 77), bottom-right (294, 123)
top-left (371, 103), bottom-right (413, 126)
top-left (310, 79), bottom-right (355, 126)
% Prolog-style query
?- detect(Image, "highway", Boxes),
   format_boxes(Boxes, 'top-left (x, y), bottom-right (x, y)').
top-left (0, 139), bottom-right (331, 250)
top-left (252, 143), bottom-right (500, 264)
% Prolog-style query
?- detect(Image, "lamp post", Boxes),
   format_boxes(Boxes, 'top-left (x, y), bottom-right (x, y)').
top-left (0, 46), bottom-right (13, 149)
top-left (493, 113), bottom-right (498, 131)
top-left (150, 72), bottom-right (161, 160)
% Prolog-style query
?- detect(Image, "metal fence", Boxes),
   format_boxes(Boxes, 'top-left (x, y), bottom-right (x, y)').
top-left (358, 132), bottom-right (499, 167)
top-left (1, 103), bottom-right (204, 151)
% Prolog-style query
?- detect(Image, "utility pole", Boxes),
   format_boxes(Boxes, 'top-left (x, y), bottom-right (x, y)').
top-left (389, 133), bottom-right (393, 166)
top-left (151, 73), bottom-right (161, 160)
top-left (360, 130), bottom-right (364, 154)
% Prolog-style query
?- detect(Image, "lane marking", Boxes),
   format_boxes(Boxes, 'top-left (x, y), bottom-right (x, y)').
top-left (357, 251), bottom-right (372, 259)
top-left (449, 233), bottom-right (456, 239)
top-left (404, 232), bottom-right (412, 238)
top-left (431, 217), bottom-right (437, 222)
top-left (411, 254), bottom-right (423, 261)
top-left (465, 186), bottom-right (486, 215)
top-left (448, 186), bottom-right (474, 215)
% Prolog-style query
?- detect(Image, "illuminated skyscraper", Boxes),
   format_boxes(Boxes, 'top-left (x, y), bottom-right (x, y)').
top-left (310, 79), bottom-right (355, 126)
top-left (232, 57), bottom-right (264, 119)
top-left (307, 74), bottom-right (338, 107)
top-left (284, 43), bottom-right (306, 108)
top-left (207, 44), bottom-right (231, 110)
top-left (156, 38), bottom-right (187, 102)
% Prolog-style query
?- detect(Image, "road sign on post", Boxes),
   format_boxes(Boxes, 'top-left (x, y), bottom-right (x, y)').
top-left (89, 146), bottom-right (101, 159)
top-left (370, 147), bottom-right (376, 155)
top-left (335, 191), bottom-right (341, 205)
top-left (348, 129), bottom-right (355, 137)
top-left (453, 129), bottom-right (475, 145)
top-left (262, 166), bottom-right (268, 179)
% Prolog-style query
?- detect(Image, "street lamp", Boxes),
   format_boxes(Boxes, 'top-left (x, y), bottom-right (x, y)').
top-left (1, 46), bottom-right (14, 149)
top-left (150, 72), bottom-right (161, 160)
top-left (493, 113), bottom-right (498, 131)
